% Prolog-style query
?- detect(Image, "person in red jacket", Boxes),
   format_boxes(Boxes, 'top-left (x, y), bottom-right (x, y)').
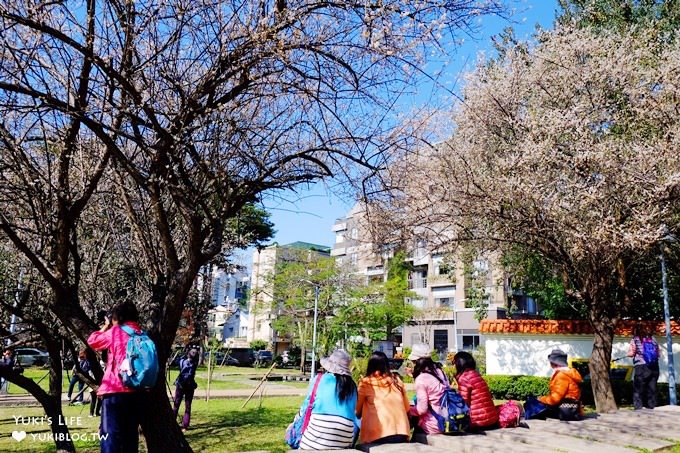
top-left (453, 351), bottom-right (499, 430)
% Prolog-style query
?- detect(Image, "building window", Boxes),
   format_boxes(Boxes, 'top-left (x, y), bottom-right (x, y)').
top-left (336, 232), bottom-right (344, 243)
top-left (350, 228), bottom-right (359, 240)
top-left (462, 335), bottom-right (480, 351)
top-left (434, 330), bottom-right (448, 353)
top-left (350, 253), bottom-right (358, 266)
top-left (436, 297), bottom-right (452, 308)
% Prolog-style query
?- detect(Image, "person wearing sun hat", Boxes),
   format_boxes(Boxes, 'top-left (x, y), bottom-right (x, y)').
top-left (537, 348), bottom-right (583, 420)
top-left (295, 349), bottom-right (359, 450)
top-left (406, 343), bottom-right (448, 434)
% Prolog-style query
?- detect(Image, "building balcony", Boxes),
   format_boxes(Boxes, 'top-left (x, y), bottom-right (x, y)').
top-left (330, 247), bottom-right (346, 257)
top-left (408, 277), bottom-right (428, 290)
top-left (428, 274), bottom-right (455, 287)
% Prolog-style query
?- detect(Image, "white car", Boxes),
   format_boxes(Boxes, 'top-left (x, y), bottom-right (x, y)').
top-left (14, 348), bottom-right (50, 367)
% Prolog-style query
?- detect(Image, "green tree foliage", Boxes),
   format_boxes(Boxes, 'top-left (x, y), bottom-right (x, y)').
top-left (503, 247), bottom-right (584, 320)
top-left (261, 250), bottom-right (361, 368)
top-left (557, 0), bottom-right (680, 36)
top-left (250, 339), bottom-right (268, 351)
top-left (366, 251), bottom-right (418, 341)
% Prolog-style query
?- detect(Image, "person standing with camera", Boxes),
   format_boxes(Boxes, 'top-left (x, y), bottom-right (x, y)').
top-left (173, 347), bottom-right (199, 432)
top-left (87, 302), bottom-right (145, 452)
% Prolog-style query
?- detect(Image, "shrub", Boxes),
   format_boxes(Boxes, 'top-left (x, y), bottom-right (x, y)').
top-left (472, 346), bottom-right (486, 375)
top-left (351, 356), bottom-right (369, 383)
top-left (250, 339), bottom-right (267, 351)
top-left (484, 375), bottom-right (550, 400)
top-left (484, 375), bottom-right (679, 407)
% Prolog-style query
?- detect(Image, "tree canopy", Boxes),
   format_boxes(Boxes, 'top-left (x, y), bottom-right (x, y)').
top-left (369, 25), bottom-right (680, 411)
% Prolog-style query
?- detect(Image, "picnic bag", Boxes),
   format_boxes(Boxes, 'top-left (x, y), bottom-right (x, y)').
top-left (428, 372), bottom-right (470, 434)
top-left (498, 400), bottom-right (521, 428)
top-left (523, 396), bottom-right (549, 420)
top-left (119, 325), bottom-right (159, 390)
top-left (285, 373), bottom-right (321, 448)
top-left (558, 398), bottom-right (581, 421)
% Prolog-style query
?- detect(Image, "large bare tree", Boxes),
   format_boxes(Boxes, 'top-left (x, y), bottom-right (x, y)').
top-left (0, 0), bottom-right (503, 450)
top-left (368, 26), bottom-right (680, 412)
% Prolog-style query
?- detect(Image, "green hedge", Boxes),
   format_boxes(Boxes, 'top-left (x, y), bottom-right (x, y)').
top-left (484, 375), bottom-right (550, 400)
top-left (484, 375), bottom-right (679, 406)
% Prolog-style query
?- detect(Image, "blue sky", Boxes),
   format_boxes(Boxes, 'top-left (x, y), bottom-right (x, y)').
top-left (259, 0), bottom-right (560, 250)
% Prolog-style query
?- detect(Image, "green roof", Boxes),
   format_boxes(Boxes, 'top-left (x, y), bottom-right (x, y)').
top-left (284, 241), bottom-right (331, 254)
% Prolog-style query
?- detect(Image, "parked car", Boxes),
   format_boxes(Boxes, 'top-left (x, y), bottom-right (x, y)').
top-left (203, 351), bottom-right (240, 366)
top-left (14, 348), bottom-right (50, 367)
top-left (253, 350), bottom-right (273, 367)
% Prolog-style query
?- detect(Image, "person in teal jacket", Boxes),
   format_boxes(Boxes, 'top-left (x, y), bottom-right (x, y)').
top-left (297, 350), bottom-right (358, 450)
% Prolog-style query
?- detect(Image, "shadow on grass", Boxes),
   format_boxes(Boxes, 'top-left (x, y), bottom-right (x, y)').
top-left (185, 402), bottom-right (299, 453)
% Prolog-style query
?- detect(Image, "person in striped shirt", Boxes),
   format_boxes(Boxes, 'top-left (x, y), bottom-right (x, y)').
top-left (298, 350), bottom-right (359, 450)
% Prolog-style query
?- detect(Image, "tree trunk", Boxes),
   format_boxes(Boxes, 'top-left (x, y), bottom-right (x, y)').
top-left (0, 369), bottom-right (75, 452)
top-left (140, 370), bottom-right (193, 452)
top-left (589, 318), bottom-right (618, 413)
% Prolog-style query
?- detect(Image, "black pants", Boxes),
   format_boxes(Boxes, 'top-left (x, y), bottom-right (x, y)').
top-left (358, 434), bottom-right (409, 451)
top-left (633, 364), bottom-right (659, 410)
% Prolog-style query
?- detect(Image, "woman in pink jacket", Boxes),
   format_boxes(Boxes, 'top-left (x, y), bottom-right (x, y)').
top-left (88, 301), bottom-right (145, 453)
top-left (407, 344), bottom-right (446, 434)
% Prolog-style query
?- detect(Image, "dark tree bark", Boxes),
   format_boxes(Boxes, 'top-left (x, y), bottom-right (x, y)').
top-left (588, 317), bottom-right (617, 413)
top-left (0, 369), bottom-right (75, 453)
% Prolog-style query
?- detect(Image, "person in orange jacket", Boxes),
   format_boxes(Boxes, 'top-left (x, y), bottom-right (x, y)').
top-left (538, 349), bottom-right (583, 420)
top-left (355, 351), bottom-right (410, 450)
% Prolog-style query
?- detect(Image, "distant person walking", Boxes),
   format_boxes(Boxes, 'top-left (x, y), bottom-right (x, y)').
top-left (0, 348), bottom-right (15, 393)
top-left (628, 325), bottom-right (660, 410)
top-left (67, 350), bottom-right (90, 404)
top-left (355, 351), bottom-right (410, 449)
top-left (453, 351), bottom-right (498, 430)
top-left (173, 347), bottom-right (199, 431)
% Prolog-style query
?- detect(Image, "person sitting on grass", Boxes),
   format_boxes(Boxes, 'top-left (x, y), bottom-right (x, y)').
top-left (453, 351), bottom-right (499, 430)
top-left (355, 351), bottom-right (410, 450)
top-left (537, 349), bottom-right (583, 421)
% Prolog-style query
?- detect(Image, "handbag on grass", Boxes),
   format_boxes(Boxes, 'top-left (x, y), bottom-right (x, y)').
top-left (285, 373), bottom-right (322, 448)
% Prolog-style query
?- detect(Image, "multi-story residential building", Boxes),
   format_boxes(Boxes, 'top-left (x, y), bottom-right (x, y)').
top-left (247, 241), bottom-right (331, 354)
top-left (331, 203), bottom-right (531, 355)
top-left (204, 266), bottom-right (250, 347)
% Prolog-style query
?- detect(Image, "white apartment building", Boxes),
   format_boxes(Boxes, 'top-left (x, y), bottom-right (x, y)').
top-left (203, 266), bottom-right (250, 346)
top-left (247, 241), bottom-right (331, 354)
top-left (331, 203), bottom-right (529, 355)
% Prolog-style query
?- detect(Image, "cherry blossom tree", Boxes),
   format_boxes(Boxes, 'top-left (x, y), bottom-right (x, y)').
top-left (0, 1), bottom-right (503, 450)
top-left (368, 26), bottom-right (680, 412)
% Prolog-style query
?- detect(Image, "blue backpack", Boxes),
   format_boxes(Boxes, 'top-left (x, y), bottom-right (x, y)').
top-left (119, 325), bottom-right (159, 390)
top-left (641, 337), bottom-right (659, 365)
top-left (429, 372), bottom-right (470, 434)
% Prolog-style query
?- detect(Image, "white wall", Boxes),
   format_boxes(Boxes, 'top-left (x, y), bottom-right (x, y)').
top-left (485, 334), bottom-right (680, 383)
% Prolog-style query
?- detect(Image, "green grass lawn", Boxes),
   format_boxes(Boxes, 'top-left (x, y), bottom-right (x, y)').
top-left (0, 396), bottom-right (304, 452)
top-left (7, 367), bottom-right (268, 396)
